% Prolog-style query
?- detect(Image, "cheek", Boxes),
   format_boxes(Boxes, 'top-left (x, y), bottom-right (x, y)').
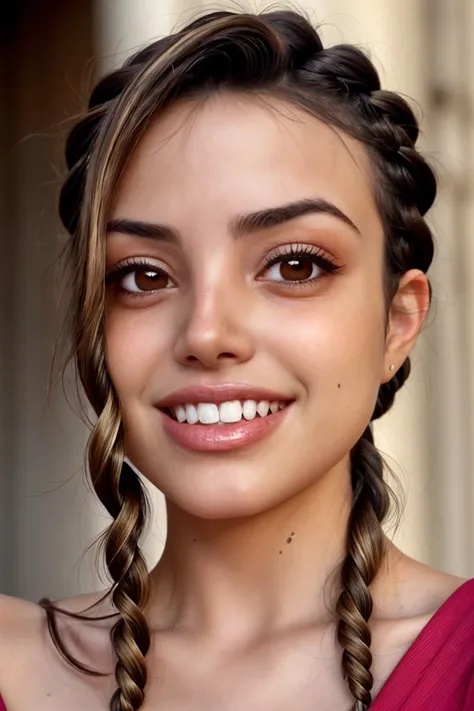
top-left (265, 282), bottom-right (385, 379)
top-left (262, 279), bottom-right (386, 432)
top-left (105, 306), bottom-right (171, 399)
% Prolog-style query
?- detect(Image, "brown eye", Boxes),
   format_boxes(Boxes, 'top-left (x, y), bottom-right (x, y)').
top-left (265, 257), bottom-right (321, 283)
top-left (280, 258), bottom-right (317, 281)
top-left (118, 265), bottom-right (173, 293)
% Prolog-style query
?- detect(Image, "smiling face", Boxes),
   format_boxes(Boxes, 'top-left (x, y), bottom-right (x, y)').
top-left (104, 93), bottom-right (392, 519)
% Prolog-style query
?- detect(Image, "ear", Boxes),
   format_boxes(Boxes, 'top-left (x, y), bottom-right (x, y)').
top-left (381, 269), bottom-right (430, 384)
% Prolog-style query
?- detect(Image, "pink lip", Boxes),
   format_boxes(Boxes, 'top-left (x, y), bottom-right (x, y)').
top-left (159, 404), bottom-right (291, 452)
top-left (156, 383), bottom-right (293, 408)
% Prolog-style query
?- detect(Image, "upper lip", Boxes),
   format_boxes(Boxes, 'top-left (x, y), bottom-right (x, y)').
top-left (156, 384), bottom-right (294, 408)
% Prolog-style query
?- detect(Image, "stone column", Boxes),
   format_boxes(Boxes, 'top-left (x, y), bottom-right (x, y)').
top-left (421, 0), bottom-right (474, 575)
top-left (2, 0), bottom-right (100, 601)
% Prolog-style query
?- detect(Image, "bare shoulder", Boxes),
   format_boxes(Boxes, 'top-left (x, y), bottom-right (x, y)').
top-left (371, 549), bottom-right (468, 653)
top-left (0, 594), bottom-right (45, 689)
top-left (0, 589), bottom-right (113, 635)
top-left (0, 593), bottom-right (43, 644)
top-left (369, 550), bottom-right (468, 692)
top-left (374, 542), bottom-right (467, 612)
top-left (0, 592), bottom-right (117, 708)
top-left (387, 554), bottom-right (468, 617)
top-left (0, 591), bottom-right (114, 681)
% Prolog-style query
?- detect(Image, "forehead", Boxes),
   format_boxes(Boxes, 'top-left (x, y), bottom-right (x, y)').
top-left (111, 92), bottom-right (381, 235)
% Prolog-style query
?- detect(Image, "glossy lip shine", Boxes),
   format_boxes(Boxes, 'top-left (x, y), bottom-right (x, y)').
top-left (156, 384), bottom-right (294, 453)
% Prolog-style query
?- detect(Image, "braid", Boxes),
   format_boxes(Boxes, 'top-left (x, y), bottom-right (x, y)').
top-left (335, 364), bottom-right (413, 710)
top-left (336, 426), bottom-right (389, 710)
top-left (88, 381), bottom-right (150, 711)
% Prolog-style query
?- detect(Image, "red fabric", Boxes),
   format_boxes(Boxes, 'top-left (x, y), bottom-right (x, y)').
top-left (372, 578), bottom-right (474, 710)
top-left (466, 675), bottom-right (474, 709)
top-left (0, 579), bottom-right (472, 710)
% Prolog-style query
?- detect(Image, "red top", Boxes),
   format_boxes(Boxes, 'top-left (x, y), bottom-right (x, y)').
top-left (371, 577), bottom-right (474, 710)
top-left (0, 579), bottom-right (473, 710)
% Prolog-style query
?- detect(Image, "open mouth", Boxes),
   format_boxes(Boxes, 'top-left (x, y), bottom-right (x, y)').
top-left (160, 399), bottom-right (292, 425)
top-left (158, 397), bottom-right (294, 452)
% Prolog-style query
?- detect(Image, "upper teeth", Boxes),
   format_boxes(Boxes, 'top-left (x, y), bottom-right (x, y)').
top-left (170, 400), bottom-right (287, 425)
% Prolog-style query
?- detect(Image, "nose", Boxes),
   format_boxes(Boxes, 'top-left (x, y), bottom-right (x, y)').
top-left (173, 281), bottom-right (256, 370)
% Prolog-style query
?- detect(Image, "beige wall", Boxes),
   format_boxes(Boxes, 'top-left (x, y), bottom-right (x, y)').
top-left (0, 0), bottom-right (99, 599)
top-left (422, 0), bottom-right (474, 573)
top-left (0, 9), bottom-right (16, 593)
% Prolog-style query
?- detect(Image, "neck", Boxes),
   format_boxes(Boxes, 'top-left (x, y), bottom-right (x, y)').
top-left (147, 458), bottom-right (356, 645)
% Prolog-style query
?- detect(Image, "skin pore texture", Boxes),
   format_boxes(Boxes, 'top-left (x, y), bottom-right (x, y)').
top-left (0, 93), bottom-right (466, 711)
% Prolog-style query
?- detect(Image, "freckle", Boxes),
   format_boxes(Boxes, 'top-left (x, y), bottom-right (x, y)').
top-left (193, 538), bottom-right (197, 543)
top-left (337, 383), bottom-right (341, 389)
top-left (279, 550), bottom-right (283, 554)
top-left (286, 537), bottom-right (293, 544)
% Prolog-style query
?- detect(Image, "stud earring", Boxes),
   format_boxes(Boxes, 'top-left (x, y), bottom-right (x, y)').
top-left (389, 364), bottom-right (396, 372)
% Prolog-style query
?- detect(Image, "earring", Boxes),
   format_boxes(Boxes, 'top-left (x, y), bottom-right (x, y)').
top-left (389, 364), bottom-right (396, 372)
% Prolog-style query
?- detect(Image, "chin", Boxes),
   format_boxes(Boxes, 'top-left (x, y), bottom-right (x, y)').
top-left (166, 486), bottom-right (275, 520)
top-left (175, 502), bottom-right (260, 521)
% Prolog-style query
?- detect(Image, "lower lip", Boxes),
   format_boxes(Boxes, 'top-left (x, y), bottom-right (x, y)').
top-left (159, 405), bottom-right (292, 452)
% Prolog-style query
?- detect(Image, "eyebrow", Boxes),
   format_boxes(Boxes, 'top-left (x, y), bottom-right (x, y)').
top-left (106, 197), bottom-right (360, 243)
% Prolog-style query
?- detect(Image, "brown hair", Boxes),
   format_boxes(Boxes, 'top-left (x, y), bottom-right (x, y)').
top-left (42, 8), bottom-right (436, 711)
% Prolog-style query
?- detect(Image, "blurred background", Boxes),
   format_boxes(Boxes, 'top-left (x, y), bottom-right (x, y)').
top-left (1, 0), bottom-right (473, 602)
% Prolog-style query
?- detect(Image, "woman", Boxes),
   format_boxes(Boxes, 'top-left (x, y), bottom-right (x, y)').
top-left (0, 8), bottom-right (472, 711)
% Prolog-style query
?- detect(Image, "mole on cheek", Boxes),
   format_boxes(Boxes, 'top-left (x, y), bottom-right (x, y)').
top-left (337, 383), bottom-right (341, 389)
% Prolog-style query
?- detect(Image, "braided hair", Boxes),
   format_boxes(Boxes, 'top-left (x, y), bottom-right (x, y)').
top-left (49, 9), bottom-right (437, 711)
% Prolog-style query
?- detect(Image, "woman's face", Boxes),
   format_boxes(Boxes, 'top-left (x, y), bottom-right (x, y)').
top-left (104, 93), bottom-right (393, 519)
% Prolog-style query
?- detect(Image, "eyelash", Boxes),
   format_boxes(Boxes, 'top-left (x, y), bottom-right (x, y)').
top-left (106, 258), bottom-right (163, 299)
top-left (106, 244), bottom-right (342, 299)
top-left (261, 243), bottom-right (342, 288)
